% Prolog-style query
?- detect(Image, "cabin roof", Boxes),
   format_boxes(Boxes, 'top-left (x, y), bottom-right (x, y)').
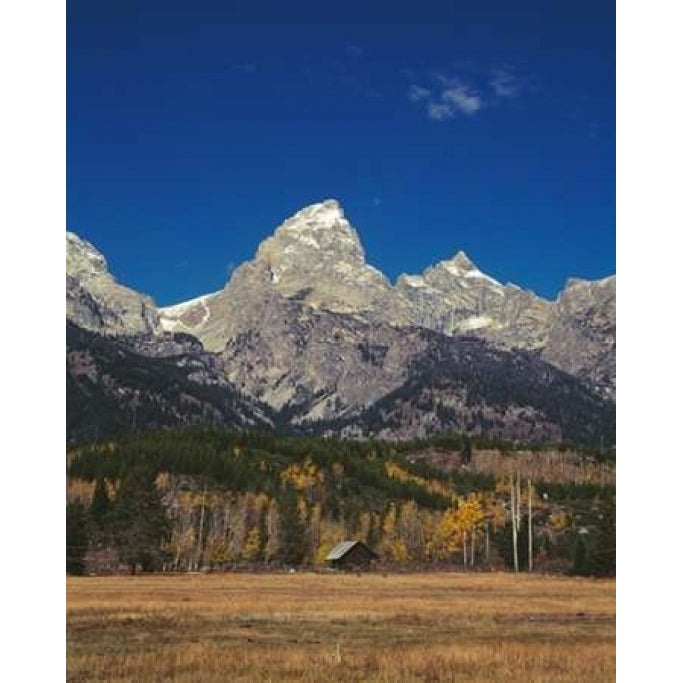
top-left (325, 540), bottom-right (377, 561)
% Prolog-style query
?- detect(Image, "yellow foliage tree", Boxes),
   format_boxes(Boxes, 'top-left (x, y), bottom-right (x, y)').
top-left (433, 507), bottom-right (461, 560)
top-left (206, 535), bottom-right (232, 566)
top-left (242, 527), bottom-right (262, 560)
top-left (280, 460), bottom-right (325, 502)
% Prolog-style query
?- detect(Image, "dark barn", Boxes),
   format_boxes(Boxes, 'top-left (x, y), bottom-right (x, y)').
top-left (326, 540), bottom-right (378, 571)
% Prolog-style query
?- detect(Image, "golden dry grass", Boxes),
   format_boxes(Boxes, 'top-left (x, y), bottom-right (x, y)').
top-left (67, 572), bottom-right (615, 682)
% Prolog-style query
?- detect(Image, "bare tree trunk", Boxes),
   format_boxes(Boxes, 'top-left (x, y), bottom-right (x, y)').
top-left (528, 478), bottom-right (533, 572)
top-left (516, 472), bottom-right (522, 533)
top-left (510, 475), bottom-right (519, 572)
top-left (463, 531), bottom-right (467, 567)
top-left (470, 528), bottom-right (475, 567)
top-left (485, 522), bottom-right (490, 565)
top-left (195, 485), bottom-right (207, 571)
top-left (174, 533), bottom-right (181, 572)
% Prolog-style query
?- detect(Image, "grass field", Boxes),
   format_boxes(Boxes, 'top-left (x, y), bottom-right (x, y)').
top-left (67, 572), bottom-right (615, 682)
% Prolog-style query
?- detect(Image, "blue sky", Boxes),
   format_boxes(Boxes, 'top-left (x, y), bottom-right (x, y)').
top-left (67, 0), bottom-right (615, 305)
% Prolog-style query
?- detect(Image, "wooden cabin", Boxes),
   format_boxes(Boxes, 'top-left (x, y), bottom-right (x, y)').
top-left (325, 540), bottom-right (378, 571)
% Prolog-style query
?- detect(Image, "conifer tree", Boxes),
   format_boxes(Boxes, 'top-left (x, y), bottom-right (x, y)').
top-left (278, 487), bottom-right (308, 565)
top-left (89, 478), bottom-right (111, 547)
top-left (461, 435), bottom-right (473, 465)
top-left (66, 501), bottom-right (89, 575)
top-left (90, 478), bottom-right (110, 524)
top-left (111, 469), bottom-right (170, 574)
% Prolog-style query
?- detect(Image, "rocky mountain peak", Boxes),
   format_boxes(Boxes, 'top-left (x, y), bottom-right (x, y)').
top-left (66, 231), bottom-right (159, 336)
top-left (280, 198), bottom-right (345, 229)
top-left (445, 250), bottom-right (475, 271)
top-left (66, 231), bottom-right (108, 280)
top-left (256, 199), bottom-right (366, 274)
top-left (432, 251), bottom-right (502, 288)
top-left (564, 275), bottom-right (616, 293)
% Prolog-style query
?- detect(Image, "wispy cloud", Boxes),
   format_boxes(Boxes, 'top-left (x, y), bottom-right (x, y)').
top-left (408, 85), bottom-right (431, 102)
top-left (441, 83), bottom-right (483, 116)
top-left (408, 66), bottom-right (526, 121)
top-left (490, 68), bottom-right (520, 98)
top-left (409, 77), bottom-right (483, 120)
top-left (427, 102), bottom-right (453, 121)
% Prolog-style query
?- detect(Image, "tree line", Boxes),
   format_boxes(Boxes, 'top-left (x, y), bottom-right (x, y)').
top-left (67, 429), bottom-right (615, 576)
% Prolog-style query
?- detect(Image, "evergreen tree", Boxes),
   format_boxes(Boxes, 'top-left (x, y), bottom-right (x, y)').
top-left (66, 501), bottom-right (88, 575)
top-left (89, 478), bottom-right (111, 547)
top-left (278, 487), bottom-right (308, 565)
top-left (90, 478), bottom-right (110, 525)
top-left (589, 499), bottom-right (616, 576)
top-left (572, 534), bottom-right (590, 575)
top-left (111, 468), bottom-right (170, 574)
top-left (574, 500), bottom-right (616, 577)
top-left (461, 435), bottom-right (473, 465)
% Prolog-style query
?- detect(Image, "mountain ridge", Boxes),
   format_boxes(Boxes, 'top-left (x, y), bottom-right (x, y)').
top-left (66, 199), bottom-right (615, 439)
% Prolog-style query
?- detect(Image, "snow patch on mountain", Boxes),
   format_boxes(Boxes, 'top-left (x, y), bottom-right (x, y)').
top-left (458, 315), bottom-right (495, 331)
top-left (159, 292), bottom-right (217, 331)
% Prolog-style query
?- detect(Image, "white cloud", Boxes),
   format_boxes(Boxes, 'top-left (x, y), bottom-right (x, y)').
top-left (408, 85), bottom-right (431, 102)
top-left (427, 102), bottom-right (454, 121)
top-left (490, 68), bottom-right (520, 98)
top-left (410, 78), bottom-right (482, 120)
top-left (441, 85), bottom-right (482, 115)
top-left (409, 67), bottom-right (524, 121)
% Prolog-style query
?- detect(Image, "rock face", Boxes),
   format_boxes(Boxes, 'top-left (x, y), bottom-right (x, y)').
top-left (254, 200), bottom-right (407, 323)
top-left (66, 199), bottom-right (615, 442)
top-left (158, 199), bottom-right (410, 349)
top-left (542, 276), bottom-right (616, 399)
top-left (315, 333), bottom-right (615, 445)
top-left (159, 200), bottom-right (555, 354)
top-left (174, 259), bottom-right (423, 421)
top-left (66, 232), bottom-right (160, 336)
top-left (67, 321), bottom-right (272, 443)
top-left (397, 251), bottom-right (551, 350)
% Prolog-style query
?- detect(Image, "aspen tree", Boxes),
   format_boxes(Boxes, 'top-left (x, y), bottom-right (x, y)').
top-left (463, 530), bottom-right (467, 566)
top-left (528, 478), bottom-right (533, 572)
top-left (470, 527), bottom-right (475, 566)
top-left (516, 472), bottom-right (522, 535)
top-left (510, 474), bottom-right (519, 572)
top-left (195, 484), bottom-right (206, 570)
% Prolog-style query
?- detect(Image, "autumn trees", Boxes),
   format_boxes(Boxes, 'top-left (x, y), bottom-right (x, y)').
top-left (66, 429), bottom-right (615, 575)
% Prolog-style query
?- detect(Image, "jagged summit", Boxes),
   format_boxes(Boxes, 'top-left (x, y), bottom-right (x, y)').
top-left (278, 199), bottom-right (346, 230)
top-left (565, 275), bottom-right (616, 291)
top-left (66, 231), bottom-right (108, 279)
top-left (445, 250), bottom-right (475, 270)
top-left (257, 199), bottom-right (365, 273)
top-left (66, 231), bottom-right (159, 336)
top-left (249, 199), bottom-right (396, 315)
top-left (435, 251), bottom-right (502, 288)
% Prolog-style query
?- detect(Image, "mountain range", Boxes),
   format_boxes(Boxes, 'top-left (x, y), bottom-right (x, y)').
top-left (66, 200), bottom-right (615, 444)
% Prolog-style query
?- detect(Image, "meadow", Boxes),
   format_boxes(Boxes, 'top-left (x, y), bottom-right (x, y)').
top-left (67, 571), bottom-right (615, 682)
